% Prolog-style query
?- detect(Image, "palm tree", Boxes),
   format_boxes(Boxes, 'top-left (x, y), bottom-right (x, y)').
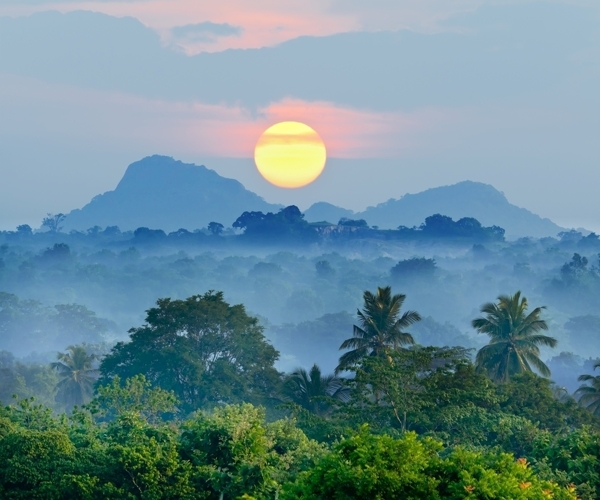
top-left (552, 384), bottom-right (573, 404)
top-left (575, 362), bottom-right (600, 416)
top-left (472, 291), bottom-right (557, 382)
top-left (336, 286), bottom-right (420, 374)
top-left (51, 345), bottom-right (98, 410)
top-left (283, 364), bottom-right (349, 415)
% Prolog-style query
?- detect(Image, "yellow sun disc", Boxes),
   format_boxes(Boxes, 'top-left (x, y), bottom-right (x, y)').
top-left (254, 121), bottom-right (327, 188)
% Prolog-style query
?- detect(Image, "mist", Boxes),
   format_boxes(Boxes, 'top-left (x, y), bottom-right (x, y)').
top-left (1, 213), bottom-right (599, 394)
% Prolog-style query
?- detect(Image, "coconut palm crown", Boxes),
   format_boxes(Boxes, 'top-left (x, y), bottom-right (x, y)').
top-left (575, 362), bottom-right (600, 416)
top-left (283, 364), bottom-right (349, 415)
top-left (52, 345), bottom-right (98, 410)
top-left (472, 291), bottom-right (557, 382)
top-left (336, 286), bottom-right (420, 374)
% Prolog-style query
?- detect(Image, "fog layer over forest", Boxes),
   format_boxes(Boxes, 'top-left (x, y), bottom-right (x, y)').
top-left (1, 208), bottom-right (599, 394)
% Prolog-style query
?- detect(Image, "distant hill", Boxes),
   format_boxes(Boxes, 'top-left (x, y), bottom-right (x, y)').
top-left (65, 158), bottom-right (563, 238)
top-left (303, 202), bottom-right (355, 225)
top-left (64, 156), bottom-right (281, 231)
top-left (305, 181), bottom-right (564, 239)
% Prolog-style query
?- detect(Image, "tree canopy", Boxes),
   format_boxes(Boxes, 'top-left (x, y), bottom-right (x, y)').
top-left (98, 291), bottom-right (280, 413)
top-left (233, 206), bottom-right (319, 242)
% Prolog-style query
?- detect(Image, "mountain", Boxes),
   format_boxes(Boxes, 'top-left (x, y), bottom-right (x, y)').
top-left (304, 181), bottom-right (564, 239)
top-left (65, 158), bottom-right (563, 238)
top-left (64, 156), bottom-right (281, 232)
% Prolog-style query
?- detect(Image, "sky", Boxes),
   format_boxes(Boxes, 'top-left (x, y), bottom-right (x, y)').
top-left (0, 0), bottom-right (599, 231)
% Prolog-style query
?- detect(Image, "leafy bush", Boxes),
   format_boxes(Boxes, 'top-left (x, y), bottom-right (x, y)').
top-left (282, 427), bottom-right (575, 500)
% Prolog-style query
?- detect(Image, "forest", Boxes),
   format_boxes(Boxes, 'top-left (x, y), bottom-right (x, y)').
top-left (1, 208), bottom-right (600, 498)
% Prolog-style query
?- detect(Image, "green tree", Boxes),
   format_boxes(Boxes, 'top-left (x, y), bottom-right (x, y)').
top-left (336, 286), bottom-right (420, 373)
top-left (532, 426), bottom-right (600, 500)
top-left (52, 345), bottom-right (98, 411)
top-left (0, 422), bottom-right (78, 499)
top-left (179, 404), bottom-right (325, 500)
top-left (283, 364), bottom-right (349, 416)
top-left (412, 356), bottom-right (503, 446)
top-left (89, 375), bottom-right (178, 423)
top-left (472, 291), bottom-right (557, 382)
top-left (98, 413), bottom-right (195, 499)
top-left (281, 427), bottom-right (576, 500)
top-left (575, 361), bottom-right (600, 416)
top-left (99, 291), bottom-right (280, 413)
top-left (282, 428), bottom-right (442, 499)
top-left (347, 346), bottom-right (470, 433)
top-left (499, 372), bottom-right (596, 431)
top-left (0, 352), bottom-right (59, 408)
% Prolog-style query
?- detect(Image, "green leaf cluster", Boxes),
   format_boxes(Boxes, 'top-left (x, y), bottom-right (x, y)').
top-left (0, 395), bottom-right (325, 499)
top-left (281, 427), bottom-right (575, 500)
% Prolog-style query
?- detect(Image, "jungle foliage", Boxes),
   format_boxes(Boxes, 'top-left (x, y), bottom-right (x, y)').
top-left (2, 213), bottom-right (600, 498)
top-left (1, 286), bottom-right (600, 498)
top-left (0, 380), bottom-right (587, 500)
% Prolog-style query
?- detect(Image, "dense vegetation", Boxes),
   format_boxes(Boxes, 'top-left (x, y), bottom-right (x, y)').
top-left (2, 210), bottom-right (600, 497)
top-left (0, 396), bottom-right (584, 500)
top-left (1, 287), bottom-right (600, 498)
top-left (1, 211), bottom-right (599, 378)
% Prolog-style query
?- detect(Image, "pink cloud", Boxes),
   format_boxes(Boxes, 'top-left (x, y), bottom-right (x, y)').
top-left (0, 0), bottom-right (357, 53)
top-left (173, 98), bottom-right (461, 159)
top-left (0, 0), bottom-right (481, 53)
top-left (231, 99), bottom-right (460, 158)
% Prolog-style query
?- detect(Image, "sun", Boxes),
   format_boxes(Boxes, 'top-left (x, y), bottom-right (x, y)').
top-left (254, 121), bottom-right (327, 188)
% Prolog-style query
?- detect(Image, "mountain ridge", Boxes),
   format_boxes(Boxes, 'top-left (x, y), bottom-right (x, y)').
top-left (63, 155), bottom-right (282, 231)
top-left (304, 181), bottom-right (564, 238)
top-left (64, 156), bottom-right (564, 238)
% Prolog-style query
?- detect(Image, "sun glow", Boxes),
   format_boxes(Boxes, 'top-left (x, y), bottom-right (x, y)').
top-left (254, 121), bottom-right (327, 188)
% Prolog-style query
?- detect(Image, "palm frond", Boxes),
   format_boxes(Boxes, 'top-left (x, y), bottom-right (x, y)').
top-left (523, 351), bottom-right (552, 378)
top-left (339, 337), bottom-right (368, 351)
top-left (516, 333), bottom-right (557, 348)
top-left (336, 347), bottom-right (368, 374)
top-left (389, 332), bottom-right (415, 348)
top-left (395, 310), bottom-right (422, 329)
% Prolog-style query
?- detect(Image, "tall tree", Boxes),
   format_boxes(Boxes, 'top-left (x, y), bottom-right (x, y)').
top-left (98, 291), bottom-right (280, 413)
top-left (472, 291), bottom-right (557, 382)
top-left (283, 364), bottom-right (349, 416)
top-left (336, 286), bottom-right (420, 373)
top-left (52, 345), bottom-right (98, 410)
top-left (575, 361), bottom-right (600, 416)
top-left (41, 213), bottom-right (66, 233)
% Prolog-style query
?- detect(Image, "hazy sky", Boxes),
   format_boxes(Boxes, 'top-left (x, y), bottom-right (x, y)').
top-left (0, 0), bottom-right (599, 231)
